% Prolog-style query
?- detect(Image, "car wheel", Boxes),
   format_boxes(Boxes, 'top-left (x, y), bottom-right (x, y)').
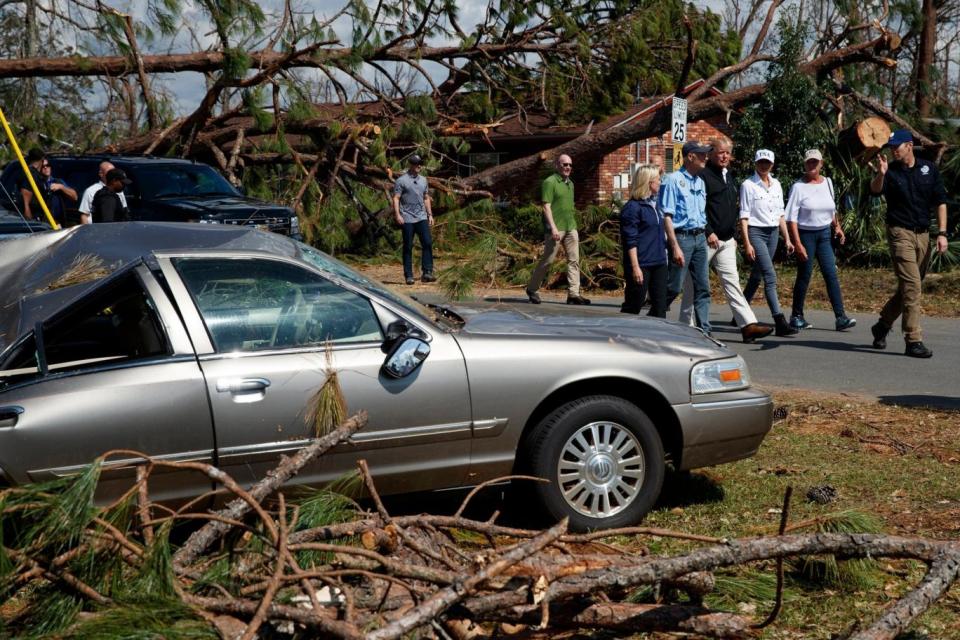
top-left (523, 395), bottom-right (665, 532)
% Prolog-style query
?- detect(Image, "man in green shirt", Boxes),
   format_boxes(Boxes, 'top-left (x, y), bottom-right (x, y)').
top-left (526, 154), bottom-right (590, 305)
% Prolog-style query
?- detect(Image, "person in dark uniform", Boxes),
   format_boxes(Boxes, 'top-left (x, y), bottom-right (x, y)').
top-left (16, 148), bottom-right (46, 220)
top-left (91, 168), bottom-right (132, 223)
top-left (869, 130), bottom-right (949, 358)
top-left (39, 159), bottom-right (78, 226)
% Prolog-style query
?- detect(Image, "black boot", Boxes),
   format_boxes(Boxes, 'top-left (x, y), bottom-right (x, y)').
top-left (773, 313), bottom-right (798, 336)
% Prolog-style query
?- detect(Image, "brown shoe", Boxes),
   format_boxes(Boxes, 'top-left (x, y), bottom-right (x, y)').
top-left (566, 295), bottom-right (591, 305)
top-left (741, 322), bottom-right (774, 343)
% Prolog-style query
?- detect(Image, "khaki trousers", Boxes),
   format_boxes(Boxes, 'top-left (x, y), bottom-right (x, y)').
top-left (679, 237), bottom-right (758, 328)
top-left (880, 226), bottom-right (931, 343)
top-left (527, 230), bottom-right (581, 297)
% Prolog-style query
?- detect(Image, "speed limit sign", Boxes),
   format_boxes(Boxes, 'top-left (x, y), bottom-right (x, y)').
top-left (671, 97), bottom-right (687, 143)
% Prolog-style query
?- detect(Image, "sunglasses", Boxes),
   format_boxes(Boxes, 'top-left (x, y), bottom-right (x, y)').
top-left (560, 163), bottom-right (573, 168)
top-left (41, 163), bottom-right (51, 169)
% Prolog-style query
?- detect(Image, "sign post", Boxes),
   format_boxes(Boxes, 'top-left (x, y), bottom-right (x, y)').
top-left (668, 97), bottom-right (687, 172)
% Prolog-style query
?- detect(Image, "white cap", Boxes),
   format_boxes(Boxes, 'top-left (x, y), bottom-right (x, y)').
top-left (754, 149), bottom-right (775, 163)
top-left (804, 149), bottom-right (823, 162)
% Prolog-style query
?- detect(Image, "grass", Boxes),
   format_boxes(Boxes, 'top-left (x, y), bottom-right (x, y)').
top-left (632, 388), bottom-right (960, 638)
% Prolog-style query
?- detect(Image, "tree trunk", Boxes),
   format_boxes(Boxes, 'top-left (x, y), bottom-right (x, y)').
top-left (916, 0), bottom-right (936, 117)
top-left (837, 117), bottom-right (891, 162)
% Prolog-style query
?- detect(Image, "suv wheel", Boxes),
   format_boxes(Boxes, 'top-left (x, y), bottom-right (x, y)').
top-left (523, 395), bottom-right (665, 532)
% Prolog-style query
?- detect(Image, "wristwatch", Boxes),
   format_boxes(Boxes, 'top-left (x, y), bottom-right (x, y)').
top-left (937, 230), bottom-right (949, 239)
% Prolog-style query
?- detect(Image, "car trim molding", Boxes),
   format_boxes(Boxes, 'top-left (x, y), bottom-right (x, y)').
top-left (687, 395), bottom-right (772, 410)
top-left (37, 449), bottom-right (216, 479)
top-left (217, 421), bottom-right (475, 464)
top-left (472, 418), bottom-right (509, 438)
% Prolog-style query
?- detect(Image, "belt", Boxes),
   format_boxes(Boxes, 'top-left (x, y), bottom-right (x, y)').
top-left (891, 224), bottom-right (929, 234)
top-left (675, 228), bottom-right (705, 236)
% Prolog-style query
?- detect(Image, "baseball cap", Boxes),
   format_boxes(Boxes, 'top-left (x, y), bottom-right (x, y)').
top-left (885, 129), bottom-right (913, 147)
top-left (754, 149), bottom-right (775, 163)
top-left (803, 149), bottom-right (823, 162)
top-left (105, 168), bottom-right (132, 184)
top-left (682, 141), bottom-right (712, 155)
top-left (408, 154), bottom-right (424, 165)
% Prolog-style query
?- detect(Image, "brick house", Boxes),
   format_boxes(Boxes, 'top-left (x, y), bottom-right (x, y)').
top-left (459, 80), bottom-right (731, 208)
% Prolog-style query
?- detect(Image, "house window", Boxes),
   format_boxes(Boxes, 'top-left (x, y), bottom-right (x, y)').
top-left (460, 152), bottom-right (502, 177)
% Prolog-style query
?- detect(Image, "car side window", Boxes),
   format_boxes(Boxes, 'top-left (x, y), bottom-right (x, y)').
top-left (172, 258), bottom-right (384, 353)
top-left (0, 272), bottom-right (169, 387)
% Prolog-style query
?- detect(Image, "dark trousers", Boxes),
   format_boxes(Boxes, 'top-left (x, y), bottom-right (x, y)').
top-left (792, 226), bottom-right (846, 319)
top-left (402, 220), bottom-right (434, 278)
top-left (621, 262), bottom-right (668, 317)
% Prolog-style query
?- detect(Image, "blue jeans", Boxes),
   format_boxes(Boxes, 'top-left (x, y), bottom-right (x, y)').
top-left (744, 226), bottom-right (782, 317)
top-left (667, 233), bottom-right (711, 334)
top-left (402, 220), bottom-right (433, 278)
top-left (792, 226), bottom-right (846, 319)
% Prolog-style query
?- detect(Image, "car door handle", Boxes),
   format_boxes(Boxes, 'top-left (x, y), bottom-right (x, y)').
top-left (0, 406), bottom-right (24, 428)
top-left (216, 378), bottom-right (272, 393)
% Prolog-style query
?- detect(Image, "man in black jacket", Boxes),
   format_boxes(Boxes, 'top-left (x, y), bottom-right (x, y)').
top-left (679, 138), bottom-right (772, 343)
top-left (91, 169), bottom-right (132, 223)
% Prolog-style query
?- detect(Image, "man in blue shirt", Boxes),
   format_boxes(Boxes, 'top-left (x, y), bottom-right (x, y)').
top-left (659, 141), bottom-right (712, 335)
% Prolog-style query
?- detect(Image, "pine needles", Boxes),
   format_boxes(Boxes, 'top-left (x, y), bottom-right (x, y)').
top-left (306, 341), bottom-right (347, 437)
top-left (790, 510), bottom-right (883, 590)
top-left (41, 254), bottom-right (112, 292)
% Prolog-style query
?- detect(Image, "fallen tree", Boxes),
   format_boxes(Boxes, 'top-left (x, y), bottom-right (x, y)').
top-left (2, 410), bottom-right (959, 639)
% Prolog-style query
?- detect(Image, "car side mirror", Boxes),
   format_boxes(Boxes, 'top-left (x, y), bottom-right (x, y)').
top-left (381, 319), bottom-right (427, 354)
top-left (381, 337), bottom-right (430, 379)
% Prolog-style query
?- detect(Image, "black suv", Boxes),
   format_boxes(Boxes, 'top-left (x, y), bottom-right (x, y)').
top-left (1, 155), bottom-right (300, 238)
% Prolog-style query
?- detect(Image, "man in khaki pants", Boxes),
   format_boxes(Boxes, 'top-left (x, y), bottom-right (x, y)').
top-left (869, 130), bottom-right (949, 358)
top-left (526, 154), bottom-right (590, 305)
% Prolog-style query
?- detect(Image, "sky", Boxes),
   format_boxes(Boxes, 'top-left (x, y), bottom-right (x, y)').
top-left (123, 0), bottom-right (728, 114)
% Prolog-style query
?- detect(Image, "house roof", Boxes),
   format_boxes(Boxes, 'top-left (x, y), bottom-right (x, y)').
top-left (477, 79), bottom-right (724, 143)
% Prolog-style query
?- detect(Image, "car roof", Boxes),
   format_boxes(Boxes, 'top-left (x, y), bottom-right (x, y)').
top-left (48, 155), bottom-right (208, 166)
top-left (0, 222), bottom-right (300, 354)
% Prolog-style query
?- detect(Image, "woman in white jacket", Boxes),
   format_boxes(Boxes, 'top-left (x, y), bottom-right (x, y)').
top-left (740, 149), bottom-right (797, 336)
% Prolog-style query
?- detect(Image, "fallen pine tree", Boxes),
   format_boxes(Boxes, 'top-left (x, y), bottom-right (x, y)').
top-left (1, 411), bottom-right (958, 639)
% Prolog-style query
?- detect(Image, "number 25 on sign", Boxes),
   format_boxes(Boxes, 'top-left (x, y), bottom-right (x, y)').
top-left (671, 97), bottom-right (687, 143)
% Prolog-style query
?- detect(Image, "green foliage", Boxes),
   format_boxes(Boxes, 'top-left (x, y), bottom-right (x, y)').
top-left (790, 510), bottom-right (883, 590)
top-left (67, 601), bottom-right (218, 639)
top-left (291, 474), bottom-right (361, 567)
top-left (499, 203), bottom-right (545, 243)
top-left (733, 14), bottom-right (828, 178)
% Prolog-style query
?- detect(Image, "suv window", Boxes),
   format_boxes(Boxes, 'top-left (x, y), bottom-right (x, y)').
top-left (0, 272), bottom-right (169, 387)
top-left (133, 165), bottom-right (237, 199)
top-left (173, 258), bottom-right (383, 352)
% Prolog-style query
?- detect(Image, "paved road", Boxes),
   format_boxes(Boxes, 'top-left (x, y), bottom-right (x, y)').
top-left (465, 292), bottom-right (960, 409)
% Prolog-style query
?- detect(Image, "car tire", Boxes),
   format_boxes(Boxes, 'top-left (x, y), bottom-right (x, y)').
top-left (522, 395), bottom-right (665, 532)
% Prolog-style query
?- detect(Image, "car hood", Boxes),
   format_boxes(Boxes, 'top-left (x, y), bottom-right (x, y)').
top-left (149, 195), bottom-right (293, 218)
top-left (453, 304), bottom-right (728, 359)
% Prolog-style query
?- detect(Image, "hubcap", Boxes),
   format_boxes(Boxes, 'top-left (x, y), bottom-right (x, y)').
top-left (557, 421), bottom-right (645, 518)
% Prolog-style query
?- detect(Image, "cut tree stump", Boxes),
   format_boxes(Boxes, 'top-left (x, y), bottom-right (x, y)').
top-left (838, 117), bottom-right (891, 163)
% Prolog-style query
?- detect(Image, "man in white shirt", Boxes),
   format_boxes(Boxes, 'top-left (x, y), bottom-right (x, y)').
top-left (79, 161), bottom-right (128, 224)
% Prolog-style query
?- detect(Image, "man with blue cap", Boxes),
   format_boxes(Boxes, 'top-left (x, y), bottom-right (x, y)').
top-left (869, 129), bottom-right (949, 358)
top-left (659, 140), bottom-right (712, 335)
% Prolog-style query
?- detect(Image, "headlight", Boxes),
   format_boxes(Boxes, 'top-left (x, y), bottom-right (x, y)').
top-left (290, 216), bottom-right (300, 232)
top-left (690, 356), bottom-right (750, 394)
top-left (199, 218), bottom-right (221, 224)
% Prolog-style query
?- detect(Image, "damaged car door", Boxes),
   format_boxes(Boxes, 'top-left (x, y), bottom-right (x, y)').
top-left (158, 254), bottom-right (473, 493)
top-left (0, 263), bottom-right (217, 500)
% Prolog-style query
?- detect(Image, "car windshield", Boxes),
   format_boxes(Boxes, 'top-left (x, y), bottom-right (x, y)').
top-left (295, 242), bottom-right (444, 327)
top-left (132, 164), bottom-right (239, 199)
